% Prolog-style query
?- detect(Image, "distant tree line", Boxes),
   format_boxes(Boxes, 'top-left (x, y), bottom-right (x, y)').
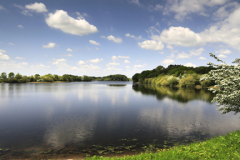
top-left (0, 72), bottom-right (94, 83)
top-left (0, 72), bottom-right (129, 83)
top-left (131, 64), bottom-right (222, 88)
top-left (94, 74), bottom-right (129, 81)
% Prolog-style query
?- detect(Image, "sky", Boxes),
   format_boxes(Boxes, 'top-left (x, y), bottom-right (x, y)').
top-left (0, 0), bottom-right (240, 78)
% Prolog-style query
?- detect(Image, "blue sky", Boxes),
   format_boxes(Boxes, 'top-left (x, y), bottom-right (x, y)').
top-left (0, 0), bottom-right (240, 78)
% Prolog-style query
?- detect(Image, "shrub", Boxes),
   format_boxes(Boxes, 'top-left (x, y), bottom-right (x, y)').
top-left (42, 77), bottom-right (53, 82)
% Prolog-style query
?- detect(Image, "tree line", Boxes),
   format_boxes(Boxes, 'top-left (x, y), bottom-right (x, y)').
top-left (131, 64), bottom-right (221, 88)
top-left (0, 72), bottom-right (129, 83)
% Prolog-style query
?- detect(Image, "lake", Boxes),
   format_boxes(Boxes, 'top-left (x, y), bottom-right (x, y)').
top-left (0, 81), bottom-right (240, 159)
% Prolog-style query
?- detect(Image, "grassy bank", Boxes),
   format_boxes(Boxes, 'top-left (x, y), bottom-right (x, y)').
top-left (86, 130), bottom-right (240, 160)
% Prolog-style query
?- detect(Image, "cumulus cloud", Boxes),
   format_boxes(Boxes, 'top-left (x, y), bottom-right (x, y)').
top-left (66, 48), bottom-right (72, 52)
top-left (166, 44), bottom-right (174, 50)
top-left (124, 60), bottom-right (130, 63)
top-left (176, 52), bottom-right (191, 59)
top-left (189, 47), bottom-right (205, 56)
top-left (76, 12), bottom-right (88, 19)
top-left (65, 54), bottom-right (73, 57)
top-left (125, 33), bottom-right (142, 40)
top-left (164, 0), bottom-right (229, 21)
top-left (161, 59), bottom-right (175, 67)
top-left (0, 52), bottom-right (10, 60)
top-left (0, 49), bottom-right (6, 53)
top-left (89, 40), bottom-right (100, 45)
top-left (52, 58), bottom-right (67, 65)
top-left (184, 63), bottom-right (196, 67)
top-left (152, 27), bottom-right (204, 47)
top-left (134, 64), bottom-right (145, 68)
top-left (90, 58), bottom-right (103, 63)
top-left (138, 40), bottom-right (164, 50)
top-left (167, 53), bottom-right (175, 59)
top-left (106, 62), bottom-right (120, 66)
top-left (126, 66), bottom-right (131, 69)
top-left (213, 2), bottom-right (239, 20)
top-left (25, 2), bottom-right (48, 13)
top-left (78, 60), bottom-right (85, 65)
top-left (45, 10), bottom-right (98, 36)
top-left (217, 54), bottom-right (227, 58)
top-left (111, 56), bottom-right (118, 61)
top-left (215, 49), bottom-right (231, 54)
top-left (199, 57), bottom-right (206, 60)
top-left (107, 35), bottom-right (122, 43)
top-left (43, 42), bottom-right (56, 48)
top-left (18, 25), bottom-right (23, 28)
top-left (128, 0), bottom-right (140, 5)
top-left (118, 56), bottom-right (130, 59)
top-left (16, 57), bottom-right (25, 59)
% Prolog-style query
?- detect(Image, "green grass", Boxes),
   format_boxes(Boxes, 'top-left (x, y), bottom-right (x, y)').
top-left (86, 130), bottom-right (240, 160)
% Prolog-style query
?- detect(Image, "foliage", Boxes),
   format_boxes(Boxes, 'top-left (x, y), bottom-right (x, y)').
top-left (15, 73), bottom-right (23, 79)
top-left (96, 74), bottom-right (129, 81)
top-left (199, 53), bottom-right (240, 116)
top-left (132, 73), bottom-right (140, 83)
top-left (8, 72), bottom-right (15, 78)
top-left (1, 72), bottom-right (7, 79)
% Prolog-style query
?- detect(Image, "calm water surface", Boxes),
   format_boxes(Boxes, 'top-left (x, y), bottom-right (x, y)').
top-left (0, 81), bottom-right (240, 159)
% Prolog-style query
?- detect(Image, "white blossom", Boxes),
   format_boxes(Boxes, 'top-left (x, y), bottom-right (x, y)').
top-left (200, 53), bottom-right (240, 117)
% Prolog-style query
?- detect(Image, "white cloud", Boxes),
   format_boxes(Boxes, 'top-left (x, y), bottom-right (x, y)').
top-left (43, 42), bottom-right (56, 48)
top-left (105, 67), bottom-right (122, 71)
top-left (66, 48), bottom-right (72, 52)
top-left (164, 0), bottom-right (229, 21)
top-left (125, 33), bottom-right (142, 40)
top-left (189, 47), bottom-right (205, 56)
top-left (78, 60), bottom-right (85, 65)
top-left (128, 0), bottom-right (140, 5)
top-left (217, 54), bottom-right (227, 58)
top-left (65, 54), bottom-right (73, 57)
top-left (118, 56), bottom-right (130, 59)
top-left (107, 35), bottom-right (122, 43)
top-left (166, 44), bottom-right (174, 50)
top-left (0, 52), bottom-right (10, 60)
top-left (213, 2), bottom-right (239, 20)
top-left (161, 59), bottom-right (175, 67)
top-left (184, 63), bottom-right (196, 67)
top-left (138, 40), bottom-right (164, 50)
top-left (52, 58), bottom-right (67, 65)
top-left (9, 43), bottom-right (14, 45)
top-left (25, 2), bottom-right (48, 13)
top-left (134, 64), bottom-right (145, 69)
top-left (45, 10), bottom-right (98, 36)
top-left (90, 58), bottom-right (103, 63)
top-left (89, 40), bottom-right (100, 45)
top-left (111, 56), bottom-right (118, 61)
top-left (106, 62), bottom-right (120, 66)
top-left (18, 25), bottom-right (23, 28)
top-left (199, 57), bottom-right (206, 60)
top-left (0, 49), bottom-right (6, 53)
top-left (124, 60), bottom-right (130, 63)
top-left (16, 57), bottom-right (25, 59)
top-left (152, 27), bottom-right (204, 47)
top-left (126, 66), bottom-right (131, 69)
top-left (167, 53), bottom-right (175, 59)
top-left (100, 36), bottom-right (106, 38)
top-left (76, 12), bottom-right (88, 19)
top-left (21, 9), bottom-right (32, 16)
top-left (176, 52), bottom-right (191, 59)
top-left (215, 49), bottom-right (231, 54)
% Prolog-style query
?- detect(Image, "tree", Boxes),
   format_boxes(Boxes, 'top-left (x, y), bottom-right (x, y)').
top-left (1, 72), bottom-right (7, 79)
top-left (35, 74), bottom-right (40, 81)
top-left (15, 73), bottom-right (23, 79)
top-left (8, 72), bottom-right (14, 78)
top-left (132, 73), bottom-right (140, 83)
top-left (200, 53), bottom-right (240, 117)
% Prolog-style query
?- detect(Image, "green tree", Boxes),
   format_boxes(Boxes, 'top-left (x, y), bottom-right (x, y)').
top-left (132, 73), bottom-right (140, 83)
top-left (35, 74), bottom-right (40, 81)
top-left (200, 53), bottom-right (240, 117)
top-left (15, 73), bottom-right (23, 79)
top-left (1, 72), bottom-right (7, 79)
top-left (8, 72), bottom-right (14, 78)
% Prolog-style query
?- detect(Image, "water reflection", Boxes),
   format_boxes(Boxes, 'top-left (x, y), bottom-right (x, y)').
top-left (0, 82), bottom-right (240, 159)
